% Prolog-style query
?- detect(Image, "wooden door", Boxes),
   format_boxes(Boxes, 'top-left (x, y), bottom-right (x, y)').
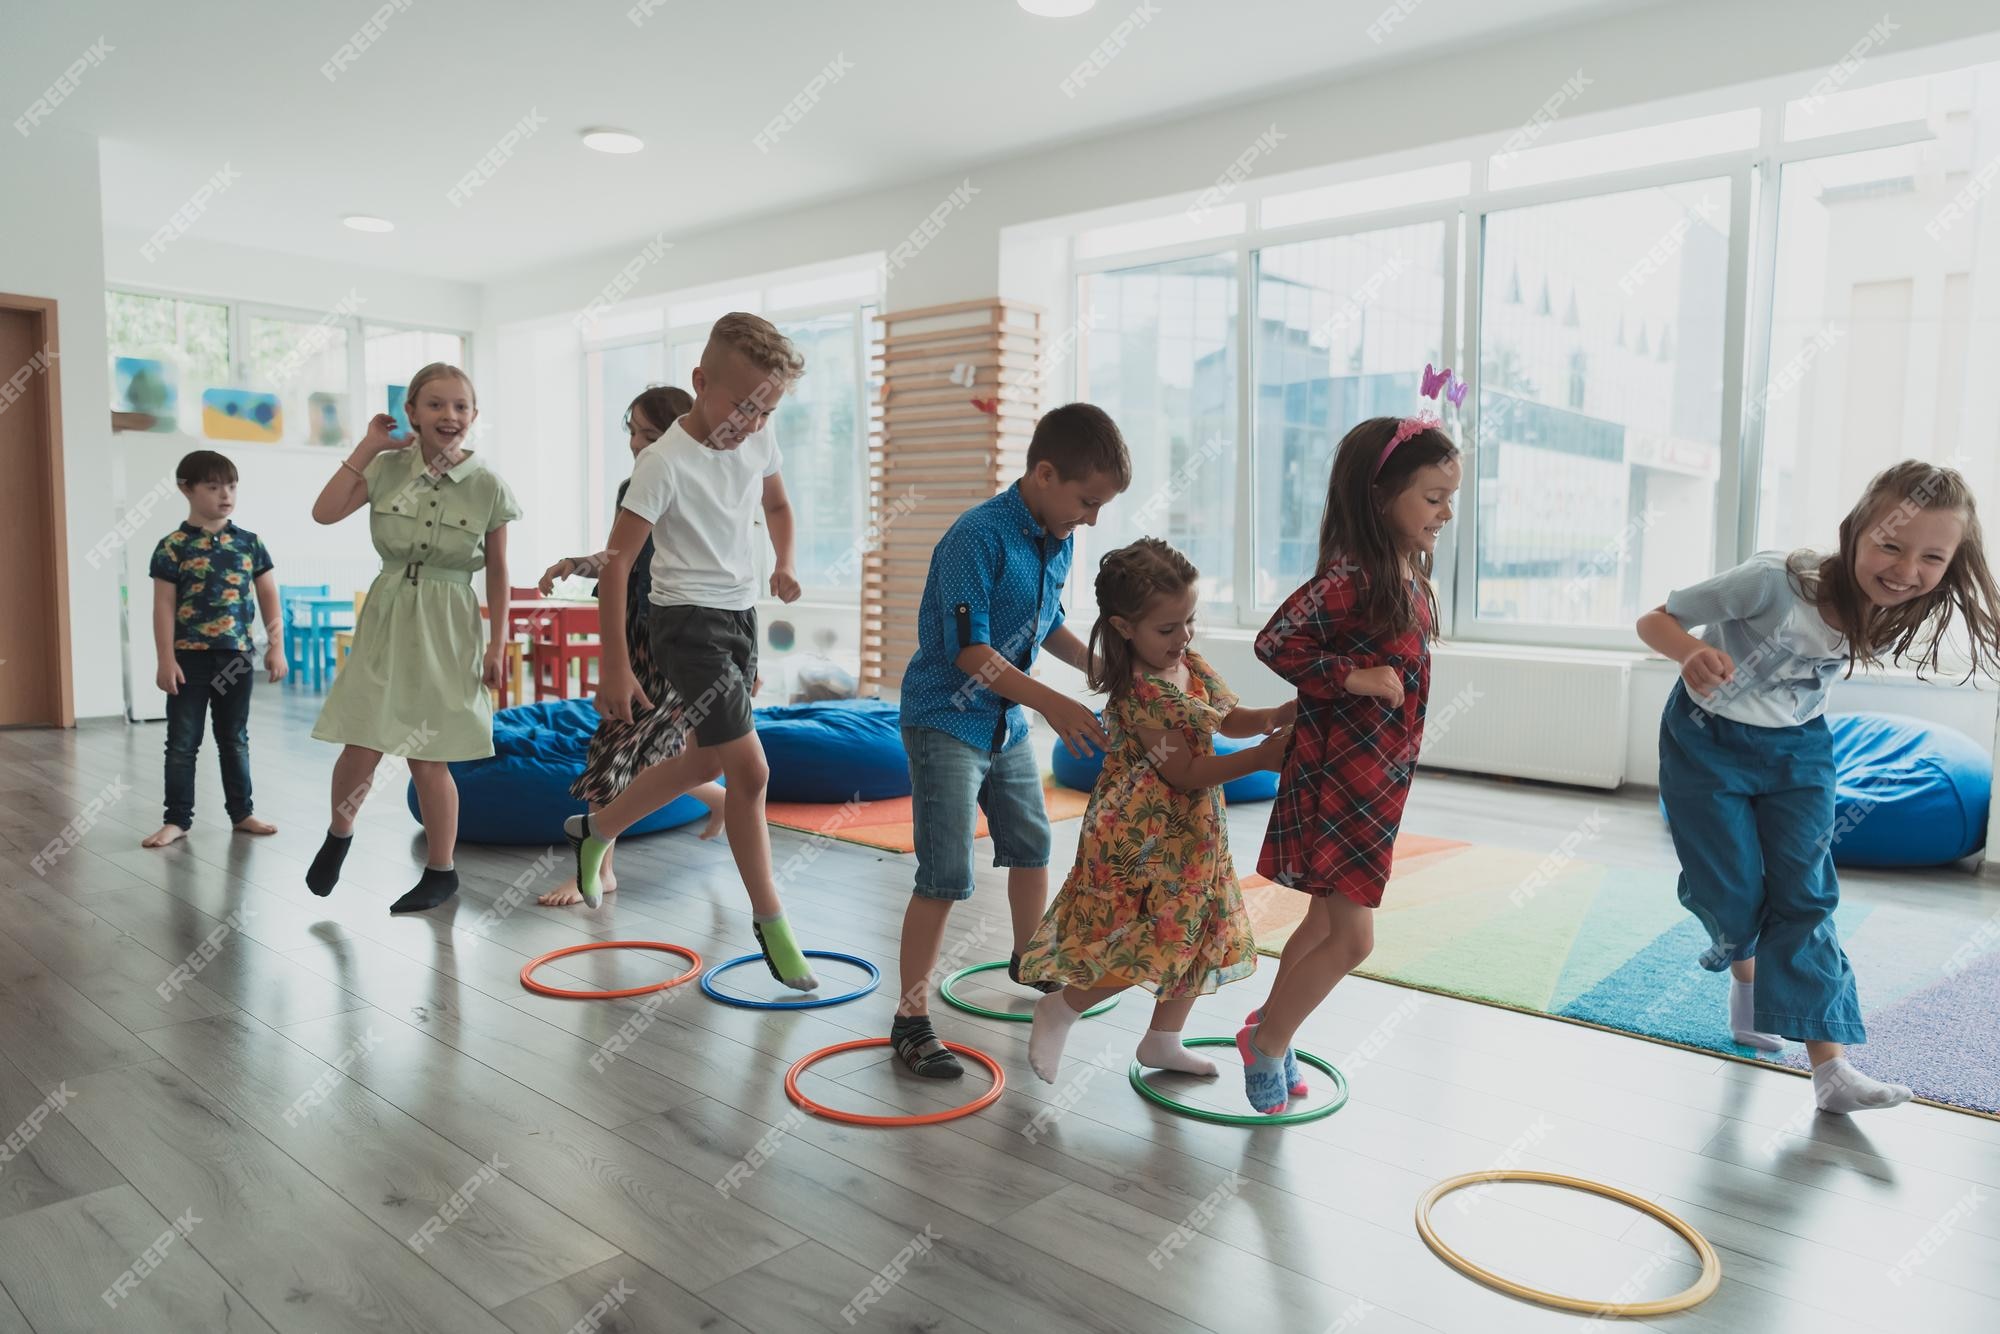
top-left (0, 295), bottom-right (74, 727)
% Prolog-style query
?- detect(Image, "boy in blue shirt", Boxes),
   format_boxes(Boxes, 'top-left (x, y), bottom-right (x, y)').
top-left (890, 403), bottom-right (1131, 1077)
top-left (142, 450), bottom-right (287, 848)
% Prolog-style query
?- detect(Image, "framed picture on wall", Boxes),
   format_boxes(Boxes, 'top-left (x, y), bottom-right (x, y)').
top-left (308, 392), bottom-right (348, 446)
top-left (201, 388), bottom-right (284, 443)
top-left (113, 356), bottom-right (178, 433)
top-left (387, 383), bottom-right (411, 440)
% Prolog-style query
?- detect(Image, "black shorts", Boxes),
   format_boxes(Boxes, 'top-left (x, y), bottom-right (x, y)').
top-left (647, 604), bottom-right (757, 747)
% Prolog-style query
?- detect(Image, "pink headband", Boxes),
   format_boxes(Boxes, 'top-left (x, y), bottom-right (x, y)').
top-left (1375, 412), bottom-right (1440, 478)
top-left (1373, 362), bottom-right (1464, 477)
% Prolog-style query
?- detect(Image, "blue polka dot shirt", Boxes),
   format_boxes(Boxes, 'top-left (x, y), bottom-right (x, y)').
top-left (900, 482), bottom-right (1072, 753)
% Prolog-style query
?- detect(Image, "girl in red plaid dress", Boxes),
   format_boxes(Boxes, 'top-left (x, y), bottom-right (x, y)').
top-left (1235, 414), bottom-right (1461, 1114)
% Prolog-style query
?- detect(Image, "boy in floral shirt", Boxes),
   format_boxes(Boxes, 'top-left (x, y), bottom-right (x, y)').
top-left (143, 451), bottom-right (286, 848)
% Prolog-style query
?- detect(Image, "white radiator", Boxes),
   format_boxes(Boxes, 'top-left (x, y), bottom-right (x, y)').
top-left (1420, 645), bottom-right (1631, 789)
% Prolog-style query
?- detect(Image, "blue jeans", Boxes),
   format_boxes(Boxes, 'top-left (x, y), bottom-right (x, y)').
top-left (1658, 683), bottom-right (1864, 1043)
top-left (903, 725), bottom-right (1051, 901)
top-left (162, 650), bottom-right (256, 830)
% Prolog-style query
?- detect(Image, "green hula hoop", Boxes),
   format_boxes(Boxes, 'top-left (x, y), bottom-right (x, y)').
top-left (938, 961), bottom-right (1120, 1023)
top-left (1129, 1037), bottom-right (1348, 1126)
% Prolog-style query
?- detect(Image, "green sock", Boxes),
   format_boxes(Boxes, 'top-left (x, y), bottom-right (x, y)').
top-left (563, 814), bottom-right (611, 908)
top-left (753, 913), bottom-right (818, 992)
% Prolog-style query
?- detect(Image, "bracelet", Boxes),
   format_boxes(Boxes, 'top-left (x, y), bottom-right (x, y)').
top-left (340, 458), bottom-right (368, 480)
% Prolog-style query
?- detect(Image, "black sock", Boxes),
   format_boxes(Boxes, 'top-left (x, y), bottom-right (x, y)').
top-left (390, 865), bottom-right (458, 914)
top-left (890, 1014), bottom-right (964, 1079)
top-left (307, 830), bottom-right (352, 897)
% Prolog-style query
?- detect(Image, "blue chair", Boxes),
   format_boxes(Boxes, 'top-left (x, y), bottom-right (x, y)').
top-left (278, 584), bottom-right (328, 678)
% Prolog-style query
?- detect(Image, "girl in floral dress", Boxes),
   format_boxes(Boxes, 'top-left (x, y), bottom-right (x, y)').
top-left (1019, 538), bottom-right (1294, 1083)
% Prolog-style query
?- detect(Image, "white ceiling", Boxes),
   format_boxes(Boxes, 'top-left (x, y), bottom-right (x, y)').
top-left (8, 0), bottom-right (1660, 283)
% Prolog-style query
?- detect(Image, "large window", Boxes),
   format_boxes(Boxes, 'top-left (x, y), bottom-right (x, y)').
top-left (1078, 253), bottom-right (1239, 613)
top-left (773, 309), bottom-right (867, 593)
top-left (580, 283), bottom-right (875, 602)
top-left (584, 339), bottom-right (667, 547)
top-left (246, 313), bottom-right (351, 448)
top-left (1758, 68), bottom-right (2000, 554)
top-left (1476, 181), bottom-right (1730, 628)
top-left (1253, 222), bottom-right (1448, 602)
top-left (105, 291), bottom-right (231, 429)
top-left (1057, 53), bottom-right (1999, 651)
top-left (106, 288), bottom-right (467, 451)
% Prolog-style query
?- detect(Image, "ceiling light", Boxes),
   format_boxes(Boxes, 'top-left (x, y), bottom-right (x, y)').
top-left (1019, 0), bottom-right (1096, 14)
top-left (582, 129), bottom-right (646, 154)
top-left (343, 215), bottom-right (394, 233)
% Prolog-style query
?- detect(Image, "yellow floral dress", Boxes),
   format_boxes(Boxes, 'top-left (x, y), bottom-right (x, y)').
top-left (1017, 651), bottom-right (1258, 999)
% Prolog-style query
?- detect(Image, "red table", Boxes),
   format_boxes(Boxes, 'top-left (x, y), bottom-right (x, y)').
top-left (520, 600), bottom-right (601, 701)
top-left (481, 597), bottom-right (602, 704)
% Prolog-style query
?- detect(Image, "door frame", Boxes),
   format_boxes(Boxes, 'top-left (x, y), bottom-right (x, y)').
top-left (0, 292), bottom-right (75, 728)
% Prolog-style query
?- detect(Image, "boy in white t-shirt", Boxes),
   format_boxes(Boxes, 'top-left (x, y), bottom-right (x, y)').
top-left (564, 313), bottom-right (819, 990)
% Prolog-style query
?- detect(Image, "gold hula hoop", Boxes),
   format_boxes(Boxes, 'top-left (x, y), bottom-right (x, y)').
top-left (1415, 1170), bottom-right (1722, 1318)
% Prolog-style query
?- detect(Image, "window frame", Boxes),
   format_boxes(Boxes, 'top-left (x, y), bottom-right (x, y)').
top-left (1063, 95), bottom-right (1942, 650)
top-left (578, 291), bottom-right (878, 605)
top-left (105, 282), bottom-right (471, 456)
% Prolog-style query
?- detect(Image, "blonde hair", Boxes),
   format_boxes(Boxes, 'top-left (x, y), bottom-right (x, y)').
top-left (406, 362), bottom-right (477, 409)
top-left (705, 313), bottom-right (805, 385)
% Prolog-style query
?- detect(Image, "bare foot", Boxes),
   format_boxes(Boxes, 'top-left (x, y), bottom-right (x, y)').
top-left (141, 824), bottom-right (187, 849)
top-left (233, 817), bottom-right (278, 836)
top-left (695, 785), bottom-right (727, 841)
top-left (537, 874), bottom-right (618, 908)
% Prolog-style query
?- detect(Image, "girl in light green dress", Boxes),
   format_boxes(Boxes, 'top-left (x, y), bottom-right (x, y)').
top-left (305, 363), bottom-right (522, 914)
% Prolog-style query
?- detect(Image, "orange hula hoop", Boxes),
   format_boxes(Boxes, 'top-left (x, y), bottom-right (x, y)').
top-left (519, 940), bottom-right (703, 1000)
top-left (785, 1038), bottom-right (1005, 1126)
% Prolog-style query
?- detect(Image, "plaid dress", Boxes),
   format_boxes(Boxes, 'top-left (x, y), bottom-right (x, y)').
top-left (569, 482), bottom-right (690, 806)
top-left (1255, 564), bottom-right (1432, 907)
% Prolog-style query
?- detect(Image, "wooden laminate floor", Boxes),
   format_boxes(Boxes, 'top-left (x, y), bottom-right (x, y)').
top-left (0, 685), bottom-right (1996, 1334)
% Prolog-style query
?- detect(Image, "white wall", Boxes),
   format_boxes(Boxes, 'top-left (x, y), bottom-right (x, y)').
top-left (102, 229), bottom-right (482, 334)
top-left (1, 126), bottom-right (122, 719)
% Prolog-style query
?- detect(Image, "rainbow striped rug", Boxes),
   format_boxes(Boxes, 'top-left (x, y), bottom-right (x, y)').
top-left (1244, 837), bottom-right (2000, 1118)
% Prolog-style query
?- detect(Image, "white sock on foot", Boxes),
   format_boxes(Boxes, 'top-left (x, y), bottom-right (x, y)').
top-left (1135, 1029), bottom-right (1218, 1077)
top-left (1813, 1056), bottom-right (1912, 1113)
top-left (1729, 980), bottom-right (1785, 1051)
top-left (1029, 991), bottom-right (1082, 1083)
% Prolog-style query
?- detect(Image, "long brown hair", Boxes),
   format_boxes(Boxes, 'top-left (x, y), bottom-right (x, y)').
top-left (1788, 460), bottom-right (2000, 680)
top-left (1316, 416), bottom-right (1458, 638)
top-left (1087, 538), bottom-right (1199, 704)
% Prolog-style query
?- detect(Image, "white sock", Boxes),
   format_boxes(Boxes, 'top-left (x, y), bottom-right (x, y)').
top-left (1136, 1029), bottom-right (1218, 1077)
top-left (1029, 990), bottom-right (1082, 1083)
top-left (1813, 1056), bottom-right (1912, 1114)
top-left (1729, 979), bottom-right (1785, 1051)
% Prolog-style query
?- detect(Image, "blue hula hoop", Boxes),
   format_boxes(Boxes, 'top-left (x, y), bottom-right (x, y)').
top-left (699, 949), bottom-right (881, 1010)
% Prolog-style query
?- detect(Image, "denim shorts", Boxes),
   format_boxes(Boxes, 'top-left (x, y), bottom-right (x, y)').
top-left (903, 725), bottom-right (1052, 901)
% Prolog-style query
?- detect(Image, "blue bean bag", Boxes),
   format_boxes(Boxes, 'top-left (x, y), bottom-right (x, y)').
top-left (405, 700), bottom-right (710, 845)
top-left (757, 698), bottom-right (911, 802)
top-left (409, 697), bottom-right (913, 844)
top-left (1050, 717), bottom-right (1279, 803)
top-left (1660, 711), bottom-right (1990, 868)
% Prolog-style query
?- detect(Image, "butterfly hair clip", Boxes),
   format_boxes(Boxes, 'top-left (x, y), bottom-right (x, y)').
top-left (1422, 362), bottom-right (1468, 407)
